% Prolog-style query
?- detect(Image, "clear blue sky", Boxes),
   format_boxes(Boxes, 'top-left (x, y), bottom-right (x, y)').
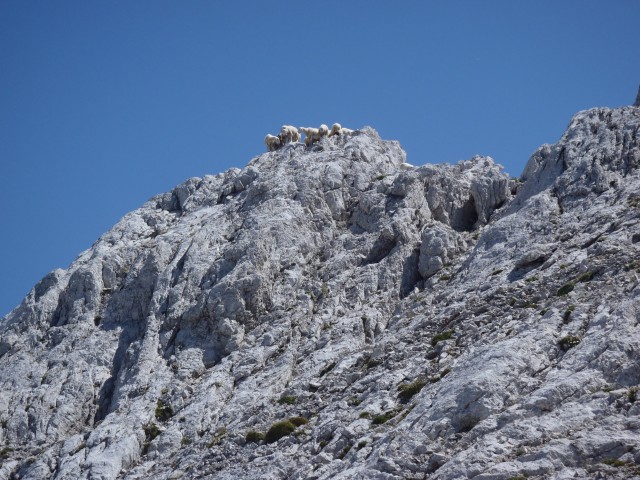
top-left (1, 1), bottom-right (639, 317)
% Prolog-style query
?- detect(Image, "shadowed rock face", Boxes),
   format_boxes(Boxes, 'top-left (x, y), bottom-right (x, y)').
top-left (1, 104), bottom-right (640, 479)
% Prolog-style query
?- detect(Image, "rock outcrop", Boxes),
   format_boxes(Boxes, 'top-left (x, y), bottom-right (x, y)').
top-left (1, 103), bottom-right (640, 479)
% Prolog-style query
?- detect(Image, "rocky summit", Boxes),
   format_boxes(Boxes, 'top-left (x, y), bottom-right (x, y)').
top-left (1, 101), bottom-right (640, 480)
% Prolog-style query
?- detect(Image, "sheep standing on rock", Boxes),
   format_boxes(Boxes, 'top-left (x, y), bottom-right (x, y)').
top-left (279, 125), bottom-right (300, 145)
top-left (269, 122), bottom-right (354, 150)
top-left (264, 134), bottom-right (281, 152)
top-left (299, 126), bottom-right (320, 146)
top-left (299, 124), bottom-right (331, 146)
top-left (328, 123), bottom-right (354, 137)
top-left (398, 162), bottom-right (415, 170)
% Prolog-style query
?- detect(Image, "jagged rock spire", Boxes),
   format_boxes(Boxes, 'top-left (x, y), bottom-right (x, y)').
top-left (635, 84), bottom-right (640, 107)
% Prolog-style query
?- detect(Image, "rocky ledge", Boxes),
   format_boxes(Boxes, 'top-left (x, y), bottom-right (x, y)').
top-left (1, 104), bottom-right (640, 479)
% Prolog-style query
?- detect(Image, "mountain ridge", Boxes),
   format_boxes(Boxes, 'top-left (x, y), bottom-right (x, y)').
top-left (1, 104), bottom-right (640, 479)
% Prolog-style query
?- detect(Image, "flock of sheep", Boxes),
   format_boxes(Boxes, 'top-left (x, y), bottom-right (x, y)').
top-left (264, 123), bottom-right (354, 151)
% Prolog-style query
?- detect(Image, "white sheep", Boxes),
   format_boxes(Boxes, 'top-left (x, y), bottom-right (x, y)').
top-left (328, 123), bottom-right (354, 137)
top-left (398, 162), bottom-right (415, 170)
top-left (299, 124), bottom-right (336, 146)
top-left (328, 123), bottom-right (341, 137)
top-left (299, 126), bottom-right (320, 146)
top-left (264, 134), bottom-right (281, 152)
top-left (279, 125), bottom-right (300, 144)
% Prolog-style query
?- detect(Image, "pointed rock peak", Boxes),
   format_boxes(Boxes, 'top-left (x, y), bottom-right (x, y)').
top-left (635, 84), bottom-right (640, 107)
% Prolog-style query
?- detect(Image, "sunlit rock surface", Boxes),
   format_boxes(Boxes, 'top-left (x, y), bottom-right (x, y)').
top-left (1, 103), bottom-right (640, 479)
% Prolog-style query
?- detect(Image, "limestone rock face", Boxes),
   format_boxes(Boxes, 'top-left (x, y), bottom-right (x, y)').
top-left (418, 224), bottom-right (467, 279)
top-left (1, 104), bottom-right (640, 480)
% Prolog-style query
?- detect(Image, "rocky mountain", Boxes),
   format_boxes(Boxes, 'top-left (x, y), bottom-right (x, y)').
top-left (1, 98), bottom-right (640, 480)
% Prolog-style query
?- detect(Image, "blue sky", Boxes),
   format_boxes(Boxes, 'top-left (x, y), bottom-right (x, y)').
top-left (1, 1), bottom-right (639, 317)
